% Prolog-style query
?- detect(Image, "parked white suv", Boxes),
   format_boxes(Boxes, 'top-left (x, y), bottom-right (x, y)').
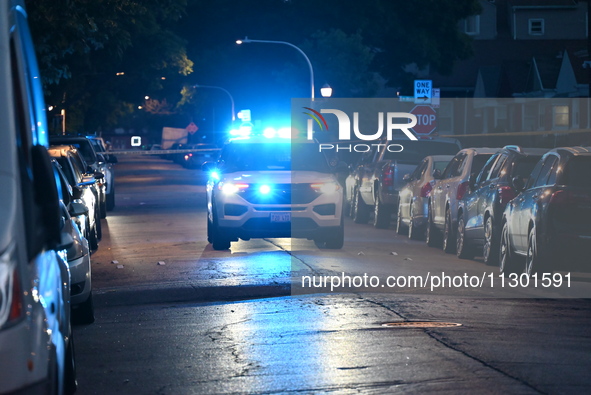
top-left (0, 1), bottom-right (76, 393)
top-left (203, 136), bottom-right (345, 250)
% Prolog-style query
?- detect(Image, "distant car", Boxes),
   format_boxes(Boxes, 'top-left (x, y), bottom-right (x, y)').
top-left (87, 136), bottom-right (118, 210)
top-left (500, 147), bottom-right (591, 275)
top-left (396, 155), bottom-right (454, 240)
top-left (49, 145), bottom-right (102, 250)
top-left (182, 144), bottom-right (219, 169)
top-left (50, 136), bottom-right (114, 216)
top-left (427, 148), bottom-right (498, 251)
top-left (456, 146), bottom-right (547, 264)
top-left (203, 136), bottom-right (345, 250)
top-left (350, 138), bottom-right (461, 228)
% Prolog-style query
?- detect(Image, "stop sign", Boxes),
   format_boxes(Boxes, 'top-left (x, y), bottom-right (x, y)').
top-left (410, 105), bottom-right (437, 135)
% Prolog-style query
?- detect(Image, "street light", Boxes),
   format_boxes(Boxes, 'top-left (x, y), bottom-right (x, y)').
top-left (236, 36), bottom-right (315, 100)
top-left (193, 84), bottom-right (235, 121)
top-left (320, 84), bottom-right (333, 98)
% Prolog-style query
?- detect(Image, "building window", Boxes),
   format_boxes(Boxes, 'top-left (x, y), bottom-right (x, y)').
top-left (529, 19), bottom-right (544, 35)
top-left (464, 15), bottom-right (480, 35)
top-left (553, 105), bottom-right (569, 127)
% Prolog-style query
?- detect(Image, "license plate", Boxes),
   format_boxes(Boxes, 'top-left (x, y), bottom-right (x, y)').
top-left (270, 213), bottom-right (291, 222)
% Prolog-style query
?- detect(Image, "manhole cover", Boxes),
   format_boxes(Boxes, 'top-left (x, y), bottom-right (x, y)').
top-left (382, 322), bottom-right (462, 328)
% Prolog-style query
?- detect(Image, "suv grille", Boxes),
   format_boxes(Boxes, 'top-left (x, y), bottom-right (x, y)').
top-left (239, 183), bottom-right (319, 204)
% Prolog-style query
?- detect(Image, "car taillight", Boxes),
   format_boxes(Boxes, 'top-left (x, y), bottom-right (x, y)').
top-left (420, 182), bottom-right (432, 198)
top-left (9, 268), bottom-right (22, 322)
top-left (456, 181), bottom-right (469, 200)
top-left (498, 186), bottom-right (516, 205)
top-left (382, 166), bottom-right (393, 187)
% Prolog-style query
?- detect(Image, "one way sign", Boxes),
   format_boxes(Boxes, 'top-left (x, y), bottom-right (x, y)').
top-left (414, 80), bottom-right (432, 104)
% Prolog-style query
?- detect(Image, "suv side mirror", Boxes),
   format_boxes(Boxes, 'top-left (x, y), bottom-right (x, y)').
top-left (511, 176), bottom-right (525, 192)
top-left (72, 185), bottom-right (84, 200)
top-left (69, 201), bottom-right (89, 217)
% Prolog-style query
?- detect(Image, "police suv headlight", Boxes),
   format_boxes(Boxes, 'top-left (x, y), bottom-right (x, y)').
top-left (311, 182), bottom-right (340, 195)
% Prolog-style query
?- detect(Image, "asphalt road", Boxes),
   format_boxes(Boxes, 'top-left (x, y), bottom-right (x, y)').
top-left (74, 155), bottom-right (591, 394)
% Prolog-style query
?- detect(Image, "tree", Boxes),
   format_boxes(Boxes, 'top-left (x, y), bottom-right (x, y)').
top-left (26, 0), bottom-right (193, 133)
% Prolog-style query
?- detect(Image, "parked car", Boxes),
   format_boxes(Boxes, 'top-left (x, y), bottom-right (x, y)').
top-left (50, 136), bottom-right (114, 216)
top-left (183, 143), bottom-right (220, 169)
top-left (0, 1), bottom-right (76, 393)
top-left (59, 201), bottom-right (95, 324)
top-left (396, 155), bottom-right (454, 239)
top-left (426, 148), bottom-right (498, 251)
top-left (500, 147), bottom-right (591, 275)
top-left (456, 146), bottom-right (547, 264)
top-left (87, 135), bottom-right (118, 210)
top-left (349, 138), bottom-right (461, 228)
top-left (49, 145), bottom-right (102, 250)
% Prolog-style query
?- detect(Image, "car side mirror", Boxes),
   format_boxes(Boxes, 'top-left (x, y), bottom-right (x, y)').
top-left (69, 201), bottom-right (89, 217)
top-left (511, 176), bottom-right (525, 192)
top-left (469, 172), bottom-right (477, 190)
top-left (72, 185), bottom-right (84, 200)
top-left (432, 169), bottom-right (442, 180)
top-left (94, 171), bottom-right (104, 180)
top-left (403, 173), bottom-right (411, 182)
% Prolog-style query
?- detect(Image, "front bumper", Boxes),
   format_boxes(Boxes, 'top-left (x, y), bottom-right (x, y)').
top-left (214, 191), bottom-right (343, 241)
top-left (68, 253), bottom-right (91, 305)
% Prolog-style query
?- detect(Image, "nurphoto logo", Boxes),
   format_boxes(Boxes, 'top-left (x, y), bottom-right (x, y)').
top-left (302, 107), bottom-right (418, 152)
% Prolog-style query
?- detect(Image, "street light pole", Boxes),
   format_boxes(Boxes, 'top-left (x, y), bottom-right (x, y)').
top-left (236, 37), bottom-right (315, 100)
top-left (193, 84), bottom-right (235, 121)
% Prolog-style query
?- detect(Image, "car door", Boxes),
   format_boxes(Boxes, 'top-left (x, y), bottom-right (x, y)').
top-left (515, 155), bottom-right (558, 251)
top-left (472, 153), bottom-right (508, 238)
top-left (433, 154), bottom-right (464, 226)
top-left (463, 153), bottom-right (498, 237)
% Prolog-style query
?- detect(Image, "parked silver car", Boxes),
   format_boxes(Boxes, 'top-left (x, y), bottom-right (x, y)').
top-left (427, 147), bottom-right (498, 252)
top-left (396, 155), bottom-right (454, 240)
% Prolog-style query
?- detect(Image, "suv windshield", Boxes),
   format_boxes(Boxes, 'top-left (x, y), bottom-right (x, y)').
top-left (220, 142), bottom-right (331, 172)
top-left (383, 141), bottom-right (460, 163)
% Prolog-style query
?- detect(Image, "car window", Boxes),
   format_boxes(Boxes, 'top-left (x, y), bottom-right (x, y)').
top-left (470, 154), bottom-right (493, 175)
top-left (412, 159), bottom-right (428, 179)
top-left (442, 154), bottom-right (463, 178)
top-left (527, 159), bottom-right (544, 189)
top-left (476, 154), bottom-right (497, 184)
top-left (488, 154), bottom-right (507, 180)
top-left (532, 156), bottom-right (558, 188)
top-left (564, 156), bottom-right (591, 187)
top-left (433, 160), bottom-right (450, 174)
top-left (513, 155), bottom-right (544, 182)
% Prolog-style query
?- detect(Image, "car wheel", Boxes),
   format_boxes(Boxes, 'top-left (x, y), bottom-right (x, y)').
top-left (210, 202), bottom-right (231, 250)
top-left (426, 208), bottom-right (441, 248)
top-left (499, 222), bottom-right (519, 275)
top-left (100, 197), bottom-right (107, 219)
top-left (95, 210), bottom-right (102, 241)
top-left (396, 202), bottom-right (408, 235)
top-left (73, 291), bottom-right (95, 325)
top-left (456, 213), bottom-right (474, 259)
top-left (442, 208), bottom-right (455, 254)
top-left (352, 188), bottom-right (370, 224)
top-left (525, 227), bottom-right (548, 276)
top-left (483, 216), bottom-right (499, 266)
top-left (88, 219), bottom-right (99, 251)
top-left (373, 192), bottom-right (391, 229)
top-left (106, 184), bottom-right (115, 211)
top-left (64, 326), bottom-right (78, 395)
top-left (318, 220), bottom-right (345, 249)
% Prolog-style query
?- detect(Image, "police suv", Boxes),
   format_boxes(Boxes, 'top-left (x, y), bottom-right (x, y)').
top-left (203, 134), bottom-right (345, 250)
